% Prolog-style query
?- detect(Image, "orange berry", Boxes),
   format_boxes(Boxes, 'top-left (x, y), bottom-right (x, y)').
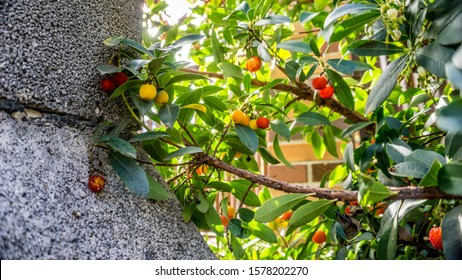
top-left (312, 76), bottom-right (328, 90)
top-left (429, 227), bottom-right (443, 250)
top-left (88, 174), bottom-right (105, 193)
top-left (345, 205), bottom-right (352, 215)
top-left (220, 215), bottom-right (229, 227)
top-left (319, 85), bottom-right (335, 99)
top-left (312, 230), bottom-right (327, 244)
top-left (231, 110), bottom-right (250, 126)
top-left (350, 200), bottom-right (359, 206)
top-left (375, 203), bottom-right (388, 216)
top-left (227, 206), bottom-right (236, 219)
top-left (281, 210), bottom-right (293, 221)
top-left (196, 164), bottom-right (208, 175)
top-left (246, 56), bottom-right (262, 72)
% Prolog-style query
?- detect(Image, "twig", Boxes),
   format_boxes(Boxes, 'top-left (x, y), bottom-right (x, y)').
top-left (178, 120), bottom-right (199, 146)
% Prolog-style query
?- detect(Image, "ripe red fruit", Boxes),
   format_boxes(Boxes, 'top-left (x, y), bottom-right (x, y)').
top-left (319, 85), bottom-right (335, 99)
top-left (312, 76), bottom-right (328, 90)
top-left (112, 72), bottom-right (128, 86)
top-left (350, 201), bottom-right (359, 206)
top-left (312, 230), bottom-right (327, 244)
top-left (429, 227), bottom-right (443, 250)
top-left (345, 205), bottom-right (352, 215)
top-left (256, 117), bottom-right (270, 129)
top-left (246, 56), bottom-right (262, 72)
top-left (88, 174), bottom-right (105, 193)
top-left (281, 210), bottom-right (293, 221)
top-left (100, 78), bottom-right (116, 93)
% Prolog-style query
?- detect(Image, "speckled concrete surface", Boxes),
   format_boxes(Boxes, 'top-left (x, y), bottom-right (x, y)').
top-left (0, 0), bottom-right (215, 259)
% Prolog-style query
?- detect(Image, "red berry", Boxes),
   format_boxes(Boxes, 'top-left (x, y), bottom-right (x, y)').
top-left (345, 205), bottom-right (351, 215)
top-left (429, 227), bottom-right (443, 250)
top-left (312, 76), bottom-right (328, 90)
top-left (88, 174), bottom-right (106, 193)
top-left (319, 85), bottom-right (335, 99)
top-left (100, 78), bottom-right (116, 93)
top-left (256, 117), bottom-right (270, 129)
top-left (246, 56), bottom-right (262, 72)
top-left (312, 230), bottom-right (327, 244)
top-left (112, 72), bottom-right (128, 86)
top-left (350, 200), bottom-right (359, 206)
top-left (281, 210), bottom-right (293, 221)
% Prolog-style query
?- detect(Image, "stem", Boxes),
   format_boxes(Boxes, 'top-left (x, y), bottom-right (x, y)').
top-left (178, 120), bottom-right (198, 147)
top-left (122, 92), bottom-right (151, 131)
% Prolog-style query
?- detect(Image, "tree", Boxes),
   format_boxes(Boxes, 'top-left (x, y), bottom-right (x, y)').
top-left (95, 0), bottom-right (462, 260)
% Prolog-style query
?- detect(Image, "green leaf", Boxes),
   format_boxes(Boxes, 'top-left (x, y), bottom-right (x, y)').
top-left (228, 219), bottom-right (251, 239)
top-left (330, 12), bottom-right (381, 43)
top-left (120, 39), bottom-right (153, 58)
top-left (230, 181), bottom-right (261, 207)
top-left (254, 193), bottom-right (310, 223)
top-left (273, 134), bottom-right (293, 168)
top-left (243, 73), bottom-right (251, 94)
top-left (405, 149), bottom-right (447, 166)
top-left (257, 43), bottom-right (272, 62)
top-left (309, 38), bottom-right (321, 57)
top-left (344, 142), bottom-right (355, 171)
top-left (204, 205), bottom-right (224, 237)
top-left (385, 138), bottom-right (412, 163)
top-left (377, 211), bottom-right (398, 260)
top-left (419, 159), bottom-right (443, 187)
top-left (259, 79), bottom-right (285, 92)
top-left (389, 162), bottom-right (428, 178)
top-left (170, 34), bottom-right (204, 47)
top-left (311, 131), bottom-right (325, 159)
top-left (211, 29), bottom-right (225, 64)
top-left (196, 192), bottom-right (210, 213)
top-left (147, 56), bottom-right (168, 75)
top-left (235, 124), bottom-right (258, 154)
top-left (326, 59), bottom-right (373, 75)
top-left (258, 147), bottom-right (280, 165)
top-left (347, 40), bottom-right (404, 56)
top-left (358, 175), bottom-right (396, 206)
top-left (442, 205), bottom-right (462, 260)
top-left (129, 131), bottom-right (170, 142)
top-left (110, 80), bottom-right (145, 99)
top-left (203, 96), bottom-right (228, 111)
top-left (230, 235), bottom-right (247, 260)
top-left (159, 103), bottom-right (180, 128)
top-left (98, 135), bottom-right (137, 159)
top-left (238, 208), bottom-right (254, 222)
top-left (438, 164), bottom-right (462, 195)
top-left (365, 55), bottom-right (409, 114)
top-left (324, 3), bottom-right (379, 27)
top-left (445, 130), bottom-right (462, 160)
top-left (436, 100), bottom-right (462, 133)
top-left (289, 199), bottom-right (335, 227)
top-left (416, 43), bottom-right (455, 78)
top-left (108, 151), bottom-right (149, 197)
top-left (207, 181), bottom-right (232, 192)
top-left (130, 90), bottom-right (155, 116)
top-left (97, 64), bottom-right (125, 75)
top-left (325, 69), bottom-right (354, 110)
top-left (146, 176), bottom-right (171, 200)
top-left (446, 62), bottom-right (462, 90)
top-left (248, 221), bottom-right (277, 243)
top-left (164, 146), bottom-right (203, 161)
top-left (341, 122), bottom-right (374, 138)
top-left (269, 119), bottom-right (290, 142)
top-left (323, 126), bottom-right (338, 158)
top-left (104, 36), bottom-right (124, 46)
top-left (166, 74), bottom-right (208, 86)
top-left (255, 15), bottom-right (291, 26)
top-left (296, 111), bottom-right (331, 126)
top-left (219, 61), bottom-right (243, 82)
top-left (285, 61), bottom-right (303, 81)
top-left (377, 199), bottom-right (427, 238)
top-left (277, 40), bottom-right (312, 54)
top-left (142, 139), bottom-right (167, 162)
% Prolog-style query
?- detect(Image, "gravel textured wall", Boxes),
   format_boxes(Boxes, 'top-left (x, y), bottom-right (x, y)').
top-left (0, 0), bottom-right (215, 259)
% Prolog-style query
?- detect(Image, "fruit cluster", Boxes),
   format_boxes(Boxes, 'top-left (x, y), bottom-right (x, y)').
top-left (139, 84), bottom-right (170, 106)
top-left (311, 76), bottom-right (335, 99)
top-left (231, 109), bottom-right (270, 130)
top-left (220, 206), bottom-right (236, 227)
top-left (100, 72), bottom-right (129, 93)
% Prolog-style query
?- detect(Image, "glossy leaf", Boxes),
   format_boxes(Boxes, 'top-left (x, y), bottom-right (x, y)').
top-left (166, 74), bottom-right (208, 86)
top-left (277, 41), bottom-right (312, 54)
top-left (358, 175), bottom-right (396, 206)
top-left (273, 134), bottom-right (293, 168)
top-left (254, 193), bottom-right (310, 223)
top-left (159, 103), bottom-right (180, 128)
top-left (98, 135), bottom-right (137, 159)
top-left (146, 176), bottom-right (171, 200)
top-left (366, 55), bottom-right (409, 114)
top-left (323, 126), bottom-right (338, 158)
top-left (219, 62), bottom-right (243, 82)
top-left (445, 130), bottom-right (462, 160)
top-left (255, 15), bottom-right (291, 26)
top-left (258, 147), bottom-right (280, 165)
top-left (235, 124), bottom-right (258, 154)
top-left (181, 103), bottom-right (207, 113)
top-left (269, 119), bottom-right (290, 142)
top-left (442, 205), bottom-right (462, 260)
top-left (97, 64), bottom-right (125, 75)
top-left (385, 138), bottom-right (412, 163)
top-left (325, 69), bottom-right (355, 110)
top-left (436, 100), bottom-right (462, 133)
top-left (108, 151), bottom-right (149, 197)
top-left (170, 34), bottom-right (205, 47)
top-left (296, 111), bottom-right (331, 126)
top-left (347, 40), bottom-right (404, 56)
top-left (248, 221), bottom-right (277, 243)
top-left (416, 43), bottom-right (455, 78)
top-left (330, 12), bottom-right (380, 43)
top-left (164, 146), bottom-right (203, 161)
top-left (438, 164), bottom-right (462, 195)
top-left (289, 199), bottom-right (335, 227)
top-left (129, 131), bottom-right (170, 142)
top-left (230, 181), bottom-right (261, 207)
top-left (324, 3), bottom-right (379, 27)
top-left (341, 122), bottom-right (374, 138)
top-left (377, 199), bottom-right (426, 238)
top-left (419, 159), bottom-right (443, 187)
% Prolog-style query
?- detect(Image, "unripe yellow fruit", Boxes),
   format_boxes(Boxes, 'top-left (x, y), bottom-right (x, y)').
top-left (154, 90), bottom-right (169, 106)
top-left (139, 84), bottom-right (157, 100)
top-left (231, 110), bottom-right (250, 126)
top-left (249, 119), bottom-right (258, 130)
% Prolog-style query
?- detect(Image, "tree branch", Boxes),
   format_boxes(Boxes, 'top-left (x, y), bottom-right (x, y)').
top-left (180, 67), bottom-right (375, 134)
top-left (195, 152), bottom-right (462, 201)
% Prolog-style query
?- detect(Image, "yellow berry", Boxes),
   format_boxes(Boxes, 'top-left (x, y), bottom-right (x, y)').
top-left (154, 89), bottom-right (169, 106)
top-left (139, 84), bottom-right (157, 100)
top-left (231, 110), bottom-right (250, 126)
top-left (249, 119), bottom-right (258, 130)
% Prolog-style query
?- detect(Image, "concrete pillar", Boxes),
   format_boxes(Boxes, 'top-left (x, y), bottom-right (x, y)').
top-left (0, 0), bottom-right (215, 259)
